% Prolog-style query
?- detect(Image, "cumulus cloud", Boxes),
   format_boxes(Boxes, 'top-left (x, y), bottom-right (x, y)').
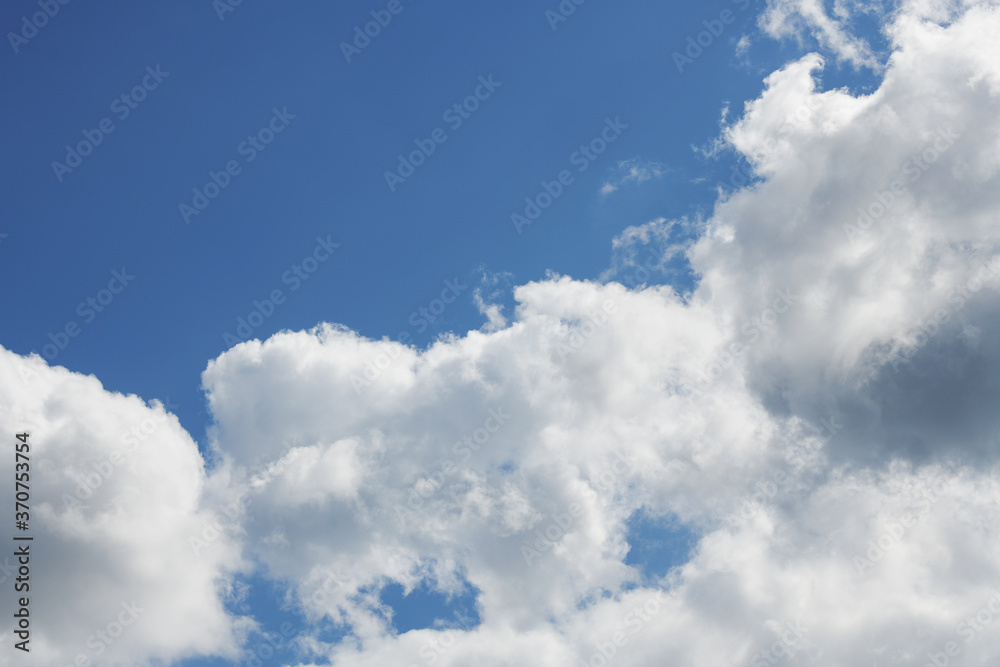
top-left (199, 279), bottom-right (795, 665)
top-left (0, 350), bottom-right (251, 666)
top-left (709, 0), bottom-right (1000, 466)
top-left (196, 1), bottom-right (1000, 663)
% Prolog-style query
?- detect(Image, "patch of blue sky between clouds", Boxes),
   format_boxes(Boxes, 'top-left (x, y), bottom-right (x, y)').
top-left (602, 217), bottom-right (701, 297)
top-left (379, 578), bottom-right (482, 635)
top-left (623, 508), bottom-right (700, 583)
top-left (175, 573), bottom-right (314, 667)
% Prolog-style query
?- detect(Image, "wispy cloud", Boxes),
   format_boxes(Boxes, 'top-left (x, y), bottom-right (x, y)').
top-left (599, 157), bottom-right (667, 196)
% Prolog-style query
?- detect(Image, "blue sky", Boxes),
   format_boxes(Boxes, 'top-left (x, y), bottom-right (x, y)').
top-left (0, 0), bottom-right (852, 439)
top-left (6, 1), bottom-right (1000, 666)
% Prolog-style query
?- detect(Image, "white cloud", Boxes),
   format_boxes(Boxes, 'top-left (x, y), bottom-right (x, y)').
top-left (706, 0), bottom-right (1000, 465)
top-left (736, 34), bottom-right (752, 57)
top-left (473, 292), bottom-right (507, 332)
top-left (0, 350), bottom-right (252, 666)
top-left (197, 2), bottom-right (1000, 663)
top-left (599, 158), bottom-right (667, 196)
top-left (759, 0), bottom-right (886, 69)
top-left (473, 268), bottom-right (515, 333)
